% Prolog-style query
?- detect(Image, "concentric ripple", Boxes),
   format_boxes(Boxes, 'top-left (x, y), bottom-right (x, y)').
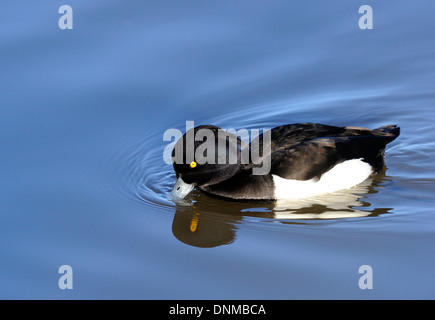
top-left (102, 127), bottom-right (177, 214)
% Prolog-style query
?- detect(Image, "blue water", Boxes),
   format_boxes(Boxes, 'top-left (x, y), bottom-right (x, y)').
top-left (1, 1), bottom-right (435, 299)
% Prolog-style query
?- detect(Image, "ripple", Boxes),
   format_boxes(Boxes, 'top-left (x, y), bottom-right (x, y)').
top-left (102, 128), bottom-right (176, 214)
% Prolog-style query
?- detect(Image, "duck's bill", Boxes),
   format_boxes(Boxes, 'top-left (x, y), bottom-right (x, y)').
top-left (172, 177), bottom-right (194, 200)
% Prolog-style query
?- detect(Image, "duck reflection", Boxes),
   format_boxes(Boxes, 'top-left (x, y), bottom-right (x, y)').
top-left (171, 172), bottom-right (391, 248)
top-left (172, 206), bottom-right (236, 248)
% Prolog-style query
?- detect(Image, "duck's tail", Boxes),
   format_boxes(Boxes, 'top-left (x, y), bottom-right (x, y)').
top-left (374, 124), bottom-right (400, 143)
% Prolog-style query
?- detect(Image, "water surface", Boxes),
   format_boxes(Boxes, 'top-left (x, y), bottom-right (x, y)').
top-left (1, 0), bottom-right (435, 299)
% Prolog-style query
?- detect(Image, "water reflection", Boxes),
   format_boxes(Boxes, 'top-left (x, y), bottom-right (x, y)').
top-left (171, 172), bottom-right (391, 247)
top-left (172, 207), bottom-right (238, 248)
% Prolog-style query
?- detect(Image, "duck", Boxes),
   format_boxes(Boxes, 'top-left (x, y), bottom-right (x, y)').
top-left (171, 123), bottom-right (400, 201)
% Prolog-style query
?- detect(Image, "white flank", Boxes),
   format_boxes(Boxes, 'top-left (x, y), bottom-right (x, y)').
top-left (272, 159), bottom-right (372, 199)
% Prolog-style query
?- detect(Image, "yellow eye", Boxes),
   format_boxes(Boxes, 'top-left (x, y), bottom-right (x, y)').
top-left (190, 214), bottom-right (199, 232)
top-left (189, 161), bottom-right (197, 168)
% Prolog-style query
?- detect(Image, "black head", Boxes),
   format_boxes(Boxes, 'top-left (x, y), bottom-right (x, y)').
top-left (171, 125), bottom-right (243, 198)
